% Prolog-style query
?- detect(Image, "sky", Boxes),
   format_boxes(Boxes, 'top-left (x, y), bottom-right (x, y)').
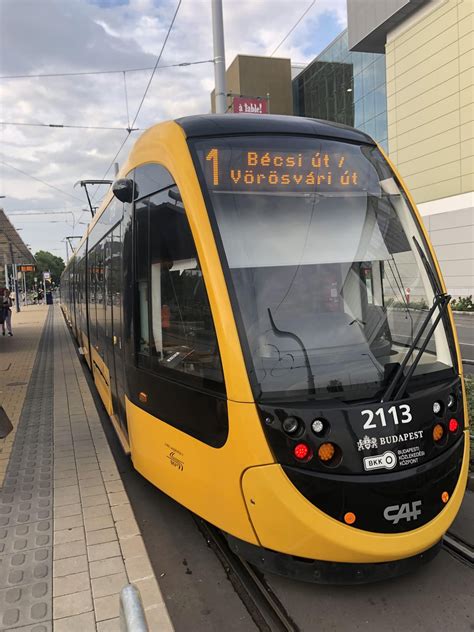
top-left (0, 0), bottom-right (347, 260)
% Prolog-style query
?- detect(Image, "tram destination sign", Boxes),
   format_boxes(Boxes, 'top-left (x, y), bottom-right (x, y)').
top-left (202, 145), bottom-right (378, 194)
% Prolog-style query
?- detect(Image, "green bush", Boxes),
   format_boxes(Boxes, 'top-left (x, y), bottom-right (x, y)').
top-left (465, 376), bottom-right (474, 469)
top-left (386, 298), bottom-right (429, 310)
top-left (451, 296), bottom-right (474, 311)
top-left (466, 376), bottom-right (473, 423)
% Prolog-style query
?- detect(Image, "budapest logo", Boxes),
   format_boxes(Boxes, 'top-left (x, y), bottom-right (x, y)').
top-left (363, 450), bottom-right (397, 471)
top-left (357, 435), bottom-right (378, 451)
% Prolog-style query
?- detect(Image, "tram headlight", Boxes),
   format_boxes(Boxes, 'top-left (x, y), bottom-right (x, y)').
top-left (447, 394), bottom-right (456, 411)
top-left (432, 401), bottom-right (442, 415)
top-left (311, 418), bottom-right (325, 435)
top-left (282, 416), bottom-right (301, 435)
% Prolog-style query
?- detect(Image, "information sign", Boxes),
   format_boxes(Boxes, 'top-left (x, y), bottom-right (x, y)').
top-left (232, 97), bottom-right (268, 114)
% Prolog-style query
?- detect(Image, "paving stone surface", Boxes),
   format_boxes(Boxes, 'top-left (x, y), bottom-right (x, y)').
top-left (0, 305), bottom-right (49, 488)
top-left (0, 304), bottom-right (174, 630)
top-left (0, 308), bottom-right (54, 630)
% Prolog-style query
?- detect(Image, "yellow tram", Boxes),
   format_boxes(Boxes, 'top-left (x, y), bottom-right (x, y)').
top-left (61, 115), bottom-right (469, 582)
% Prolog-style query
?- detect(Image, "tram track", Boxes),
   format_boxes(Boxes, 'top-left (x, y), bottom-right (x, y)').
top-left (198, 518), bottom-right (474, 632)
top-left (194, 518), bottom-right (299, 632)
top-left (443, 531), bottom-right (474, 567)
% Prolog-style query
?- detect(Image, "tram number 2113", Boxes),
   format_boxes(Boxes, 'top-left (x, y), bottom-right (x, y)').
top-left (361, 405), bottom-right (412, 430)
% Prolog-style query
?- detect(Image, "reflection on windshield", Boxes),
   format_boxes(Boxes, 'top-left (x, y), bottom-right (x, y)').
top-left (195, 137), bottom-right (454, 401)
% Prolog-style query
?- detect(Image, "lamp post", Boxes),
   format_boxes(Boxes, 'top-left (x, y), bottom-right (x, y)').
top-left (212, 0), bottom-right (227, 114)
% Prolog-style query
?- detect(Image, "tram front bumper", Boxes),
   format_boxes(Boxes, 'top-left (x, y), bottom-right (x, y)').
top-left (241, 432), bottom-right (469, 564)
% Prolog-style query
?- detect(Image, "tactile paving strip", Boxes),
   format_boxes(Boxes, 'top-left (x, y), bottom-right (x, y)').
top-left (0, 308), bottom-right (54, 631)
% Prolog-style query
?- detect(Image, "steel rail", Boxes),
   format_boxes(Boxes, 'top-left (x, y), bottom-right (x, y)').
top-left (443, 532), bottom-right (474, 566)
top-left (195, 518), bottom-right (298, 632)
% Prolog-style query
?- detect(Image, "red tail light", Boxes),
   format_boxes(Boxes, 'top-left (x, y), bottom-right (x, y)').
top-left (448, 418), bottom-right (459, 433)
top-left (293, 443), bottom-right (312, 461)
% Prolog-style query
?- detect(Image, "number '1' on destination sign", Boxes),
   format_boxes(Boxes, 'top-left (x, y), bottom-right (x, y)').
top-left (205, 148), bottom-right (362, 192)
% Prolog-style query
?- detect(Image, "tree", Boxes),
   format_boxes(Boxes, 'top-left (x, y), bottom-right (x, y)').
top-left (33, 250), bottom-right (65, 285)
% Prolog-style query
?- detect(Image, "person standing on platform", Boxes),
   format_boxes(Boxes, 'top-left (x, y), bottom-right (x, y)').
top-left (1, 288), bottom-right (13, 336)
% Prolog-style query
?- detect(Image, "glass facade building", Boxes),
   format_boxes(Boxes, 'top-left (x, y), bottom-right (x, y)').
top-left (293, 30), bottom-right (388, 151)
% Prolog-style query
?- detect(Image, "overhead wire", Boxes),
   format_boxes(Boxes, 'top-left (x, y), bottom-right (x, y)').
top-left (122, 72), bottom-right (131, 131)
top-left (97, 132), bottom-right (132, 183)
top-left (0, 121), bottom-right (139, 131)
top-left (7, 209), bottom-right (83, 215)
top-left (4, 0), bottom-right (183, 232)
top-left (94, 0), bottom-right (182, 189)
top-left (7, 210), bottom-right (88, 227)
top-left (0, 158), bottom-right (84, 203)
top-left (0, 58), bottom-right (214, 80)
top-left (128, 0), bottom-right (182, 132)
top-left (270, 0), bottom-right (316, 56)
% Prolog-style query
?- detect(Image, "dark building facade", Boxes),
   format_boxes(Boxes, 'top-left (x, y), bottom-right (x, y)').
top-left (293, 30), bottom-right (388, 151)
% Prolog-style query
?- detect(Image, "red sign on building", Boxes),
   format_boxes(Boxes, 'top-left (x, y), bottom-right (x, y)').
top-left (232, 97), bottom-right (268, 114)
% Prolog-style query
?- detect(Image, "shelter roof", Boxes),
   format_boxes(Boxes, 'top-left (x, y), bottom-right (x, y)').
top-left (0, 208), bottom-right (36, 266)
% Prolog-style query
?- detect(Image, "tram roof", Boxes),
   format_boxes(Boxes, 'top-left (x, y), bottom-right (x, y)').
top-left (176, 114), bottom-right (375, 145)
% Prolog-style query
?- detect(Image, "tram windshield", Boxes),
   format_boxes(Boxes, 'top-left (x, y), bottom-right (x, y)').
top-left (193, 135), bottom-right (455, 402)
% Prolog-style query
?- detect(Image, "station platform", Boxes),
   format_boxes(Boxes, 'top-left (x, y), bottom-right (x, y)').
top-left (1, 304), bottom-right (473, 632)
top-left (0, 305), bottom-right (173, 631)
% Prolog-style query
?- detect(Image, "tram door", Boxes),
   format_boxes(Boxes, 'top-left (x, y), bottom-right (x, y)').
top-left (109, 225), bottom-right (127, 433)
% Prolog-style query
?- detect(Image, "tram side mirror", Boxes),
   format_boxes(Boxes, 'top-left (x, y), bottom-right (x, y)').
top-left (112, 178), bottom-right (136, 203)
top-left (168, 188), bottom-right (182, 203)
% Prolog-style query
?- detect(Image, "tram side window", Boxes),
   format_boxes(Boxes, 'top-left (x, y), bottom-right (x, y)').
top-left (135, 185), bottom-right (224, 390)
top-left (88, 248), bottom-right (97, 348)
top-left (95, 242), bottom-right (106, 358)
top-left (79, 256), bottom-right (86, 312)
top-left (135, 199), bottom-right (150, 358)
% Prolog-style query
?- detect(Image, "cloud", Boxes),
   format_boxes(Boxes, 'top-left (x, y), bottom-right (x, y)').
top-left (0, 0), bottom-right (346, 256)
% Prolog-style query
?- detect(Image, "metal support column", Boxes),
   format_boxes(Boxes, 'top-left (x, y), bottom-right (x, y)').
top-left (8, 243), bottom-right (20, 312)
top-left (13, 264), bottom-right (20, 313)
top-left (22, 271), bottom-right (27, 305)
top-left (212, 0), bottom-right (227, 114)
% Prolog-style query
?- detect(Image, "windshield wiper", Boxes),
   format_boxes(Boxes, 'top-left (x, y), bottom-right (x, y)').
top-left (381, 291), bottom-right (451, 402)
top-left (267, 308), bottom-right (316, 395)
top-left (413, 236), bottom-right (443, 295)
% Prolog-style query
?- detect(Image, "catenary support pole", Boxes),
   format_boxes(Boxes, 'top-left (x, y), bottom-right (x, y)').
top-left (212, 0), bottom-right (227, 114)
top-left (8, 243), bottom-right (20, 312)
top-left (13, 264), bottom-right (20, 313)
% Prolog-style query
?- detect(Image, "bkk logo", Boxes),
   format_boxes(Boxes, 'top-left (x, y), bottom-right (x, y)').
top-left (383, 500), bottom-right (422, 524)
top-left (363, 451), bottom-right (397, 471)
